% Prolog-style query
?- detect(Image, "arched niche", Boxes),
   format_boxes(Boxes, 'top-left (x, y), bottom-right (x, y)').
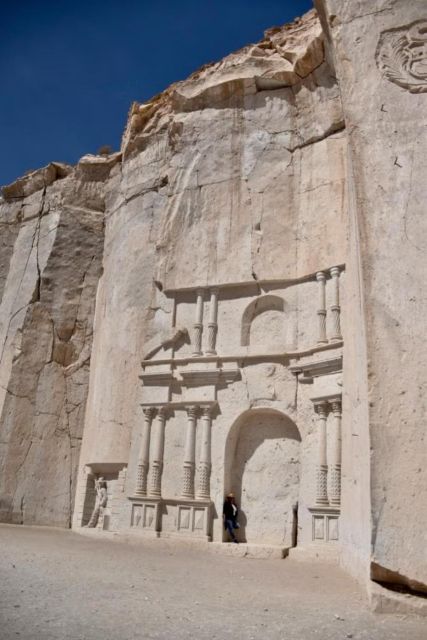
top-left (223, 408), bottom-right (301, 546)
top-left (240, 294), bottom-right (285, 347)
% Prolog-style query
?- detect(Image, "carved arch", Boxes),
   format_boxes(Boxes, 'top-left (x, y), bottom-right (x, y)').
top-left (223, 408), bottom-right (301, 545)
top-left (240, 294), bottom-right (284, 346)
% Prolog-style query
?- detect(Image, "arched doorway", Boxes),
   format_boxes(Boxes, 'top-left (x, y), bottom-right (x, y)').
top-left (224, 409), bottom-right (301, 546)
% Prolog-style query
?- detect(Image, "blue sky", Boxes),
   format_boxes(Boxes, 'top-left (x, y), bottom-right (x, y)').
top-left (1, 1), bottom-right (312, 186)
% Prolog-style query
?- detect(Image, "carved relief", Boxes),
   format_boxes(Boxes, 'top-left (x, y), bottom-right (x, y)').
top-left (85, 477), bottom-right (108, 528)
top-left (376, 21), bottom-right (427, 93)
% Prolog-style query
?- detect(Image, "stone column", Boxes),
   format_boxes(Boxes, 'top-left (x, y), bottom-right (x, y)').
top-left (329, 399), bottom-right (342, 506)
top-left (149, 407), bottom-right (167, 498)
top-left (315, 401), bottom-right (329, 505)
top-left (316, 271), bottom-right (327, 344)
top-left (196, 407), bottom-right (212, 500)
top-left (205, 288), bottom-right (219, 355)
top-left (135, 407), bottom-right (156, 496)
top-left (192, 289), bottom-right (204, 356)
top-left (329, 267), bottom-right (342, 341)
top-left (181, 406), bottom-right (198, 498)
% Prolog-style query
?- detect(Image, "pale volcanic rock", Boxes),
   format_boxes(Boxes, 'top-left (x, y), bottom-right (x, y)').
top-left (2, 163), bottom-right (72, 201)
top-left (0, 3), bottom-right (425, 608)
top-left (0, 157), bottom-right (117, 526)
top-left (315, 0), bottom-right (427, 593)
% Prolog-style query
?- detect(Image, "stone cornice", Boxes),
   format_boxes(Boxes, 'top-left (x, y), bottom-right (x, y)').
top-left (161, 265), bottom-right (346, 296)
top-left (289, 355), bottom-right (343, 380)
top-left (308, 505), bottom-right (341, 515)
top-left (139, 372), bottom-right (175, 386)
top-left (180, 368), bottom-right (240, 386)
top-left (140, 401), bottom-right (218, 411)
top-left (141, 340), bottom-right (343, 368)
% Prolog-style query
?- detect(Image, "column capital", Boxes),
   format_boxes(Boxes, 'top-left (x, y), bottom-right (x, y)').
top-left (210, 287), bottom-right (219, 295)
top-left (330, 398), bottom-right (342, 415)
top-left (201, 405), bottom-right (213, 419)
top-left (157, 406), bottom-right (168, 420)
top-left (314, 400), bottom-right (329, 417)
top-left (330, 266), bottom-right (341, 278)
top-left (316, 271), bottom-right (326, 282)
top-left (143, 407), bottom-right (156, 421)
top-left (186, 405), bottom-right (199, 419)
top-left (195, 288), bottom-right (206, 298)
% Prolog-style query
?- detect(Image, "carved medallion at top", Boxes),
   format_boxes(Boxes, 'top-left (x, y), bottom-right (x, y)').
top-left (376, 20), bottom-right (427, 93)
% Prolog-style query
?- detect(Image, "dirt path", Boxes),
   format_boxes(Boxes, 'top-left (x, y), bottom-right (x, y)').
top-left (0, 525), bottom-right (424, 640)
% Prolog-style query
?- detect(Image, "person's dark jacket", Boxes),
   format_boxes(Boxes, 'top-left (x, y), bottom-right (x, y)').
top-left (223, 499), bottom-right (238, 520)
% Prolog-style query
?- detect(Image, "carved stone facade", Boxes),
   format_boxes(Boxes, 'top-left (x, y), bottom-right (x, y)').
top-left (74, 271), bottom-right (345, 550)
top-left (1, 1), bottom-right (425, 601)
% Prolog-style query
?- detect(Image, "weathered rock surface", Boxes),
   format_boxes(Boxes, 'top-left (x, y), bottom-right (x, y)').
top-left (1, 2), bottom-right (425, 603)
top-left (315, 0), bottom-right (427, 593)
top-left (0, 156), bottom-right (118, 525)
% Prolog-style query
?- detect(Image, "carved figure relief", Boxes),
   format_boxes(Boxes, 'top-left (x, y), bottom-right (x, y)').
top-left (376, 20), bottom-right (427, 93)
top-left (86, 477), bottom-right (108, 528)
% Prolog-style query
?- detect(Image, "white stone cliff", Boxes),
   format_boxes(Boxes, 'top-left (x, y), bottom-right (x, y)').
top-left (0, 1), bottom-right (425, 603)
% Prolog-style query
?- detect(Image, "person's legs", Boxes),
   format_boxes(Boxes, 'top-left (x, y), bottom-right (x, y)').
top-left (225, 519), bottom-right (237, 542)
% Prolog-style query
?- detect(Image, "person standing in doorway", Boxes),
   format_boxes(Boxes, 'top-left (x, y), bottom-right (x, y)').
top-left (223, 492), bottom-right (240, 543)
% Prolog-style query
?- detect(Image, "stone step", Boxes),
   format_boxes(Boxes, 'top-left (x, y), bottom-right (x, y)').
top-left (208, 542), bottom-right (289, 559)
top-left (288, 544), bottom-right (340, 563)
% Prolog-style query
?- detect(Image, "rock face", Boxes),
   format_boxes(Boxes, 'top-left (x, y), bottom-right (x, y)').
top-left (0, 2), bottom-right (425, 600)
top-left (314, 0), bottom-right (427, 594)
top-left (0, 157), bottom-right (118, 525)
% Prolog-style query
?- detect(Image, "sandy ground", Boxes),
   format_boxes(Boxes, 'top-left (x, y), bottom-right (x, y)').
top-left (0, 525), bottom-right (424, 640)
